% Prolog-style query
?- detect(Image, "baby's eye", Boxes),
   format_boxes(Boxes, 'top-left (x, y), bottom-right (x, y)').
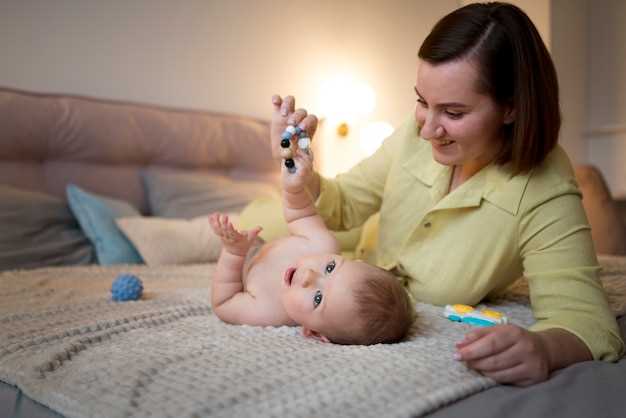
top-left (416, 98), bottom-right (427, 108)
top-left (325, 260), bottom-right (336, 274)
top-left (313, 290), bottom-right (323, 308)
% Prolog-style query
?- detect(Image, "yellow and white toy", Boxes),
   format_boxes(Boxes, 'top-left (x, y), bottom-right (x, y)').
top-left (444, 304), bottom-right (508, 327)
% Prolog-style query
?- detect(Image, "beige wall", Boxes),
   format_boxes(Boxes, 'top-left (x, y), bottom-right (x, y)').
top-left (1, 0), bottom-right (555, 122)
top-left (0, 0), bottom-right (459, 175)
top-left (551, 0), bottom-right (587, 164)
top-left (587, 0), bottom-right (626, 197)
top-left (2, 1), bottom-right (623, 185)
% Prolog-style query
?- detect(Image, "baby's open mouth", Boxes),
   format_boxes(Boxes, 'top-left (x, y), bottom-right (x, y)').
top-left (283, 267), bottom-right (296, 287)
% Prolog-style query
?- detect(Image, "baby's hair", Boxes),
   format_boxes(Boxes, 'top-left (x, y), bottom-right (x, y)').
top-left (330, 263), bottom-right (416, 345)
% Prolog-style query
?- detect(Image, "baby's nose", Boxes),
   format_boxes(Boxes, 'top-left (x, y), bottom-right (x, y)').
top-left (300, 269), bottom-right (318, 288)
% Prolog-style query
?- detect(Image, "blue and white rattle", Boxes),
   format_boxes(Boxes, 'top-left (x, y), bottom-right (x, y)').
top-left (281, 125), bottom-right (311, 173)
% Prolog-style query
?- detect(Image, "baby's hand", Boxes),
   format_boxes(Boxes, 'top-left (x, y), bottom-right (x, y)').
top-left (271, 95), bottom-right (318, 160)
top-left (281, 146), bottom-right (314, 194)
top-left (208, 213), bottom-right (262, 257)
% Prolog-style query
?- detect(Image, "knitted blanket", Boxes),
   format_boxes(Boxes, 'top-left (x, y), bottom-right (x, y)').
top-left (0, 260), bottom-right (623, 418)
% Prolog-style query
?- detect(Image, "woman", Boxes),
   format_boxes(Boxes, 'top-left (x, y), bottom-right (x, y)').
top-left (269, 2), bottom-right (623, 386)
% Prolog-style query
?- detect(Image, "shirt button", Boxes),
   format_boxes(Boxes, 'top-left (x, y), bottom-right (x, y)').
top-left (423, 221), bottom-right (431, 228)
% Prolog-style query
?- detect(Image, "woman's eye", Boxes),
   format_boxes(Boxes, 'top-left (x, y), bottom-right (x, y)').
top-left (313, 290), bottom-right (323, 308)
top-left (445, 111), bottom-right (464, 119)
top-left (325, 260), bottom-right (336, 274)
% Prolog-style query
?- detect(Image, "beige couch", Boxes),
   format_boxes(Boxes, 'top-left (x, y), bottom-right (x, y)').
top-left (1, 86), bottom-right (624, 273)
top-left (0, 87), bottom-right (279, 270)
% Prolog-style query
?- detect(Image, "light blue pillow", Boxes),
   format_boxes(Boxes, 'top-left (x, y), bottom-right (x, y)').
top-left (66, 184), bottom-right (143, 265)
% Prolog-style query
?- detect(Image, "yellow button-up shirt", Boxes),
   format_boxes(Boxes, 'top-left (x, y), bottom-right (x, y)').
top-left (317, 116), bottom-right (624, 361)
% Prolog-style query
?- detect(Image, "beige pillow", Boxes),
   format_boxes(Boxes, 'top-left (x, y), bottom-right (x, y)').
top-left (116, 214), bottom-right (239, 266)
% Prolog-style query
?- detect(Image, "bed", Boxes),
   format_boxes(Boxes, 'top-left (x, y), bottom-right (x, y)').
top-left (1, 87), bottom-right (625, 418)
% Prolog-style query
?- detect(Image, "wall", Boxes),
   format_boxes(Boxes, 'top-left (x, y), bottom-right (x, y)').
top-left (550, 0), bottom-right (587, 164)
top-left (586, 0), bottom-right (626, 197)
top-left (4, 1), bottom-right (622, 184)
top-left (0, 0), bottom-right (458, 175)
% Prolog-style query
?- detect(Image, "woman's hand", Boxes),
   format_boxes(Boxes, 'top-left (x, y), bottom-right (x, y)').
top-left (455, 324), bottom-right (551, 386)
top-left (270, 95), bottom-right (318, 160)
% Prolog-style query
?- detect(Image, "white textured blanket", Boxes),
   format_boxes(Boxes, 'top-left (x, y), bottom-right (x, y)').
top-left (0, 260), bottom-right (623, 418)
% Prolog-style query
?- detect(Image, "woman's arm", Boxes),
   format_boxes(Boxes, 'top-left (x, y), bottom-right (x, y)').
top-left (457, 189), bottom-right (623, 386)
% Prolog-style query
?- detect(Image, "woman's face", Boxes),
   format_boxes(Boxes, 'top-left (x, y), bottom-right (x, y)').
top-left (414, 59), bottom-right (513, 173)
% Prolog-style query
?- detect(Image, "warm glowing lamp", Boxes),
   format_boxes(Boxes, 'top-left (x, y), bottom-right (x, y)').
top-left (317, 74), bottom-right (376, 136)
top-left (360, 121), bottom-right (393, 156)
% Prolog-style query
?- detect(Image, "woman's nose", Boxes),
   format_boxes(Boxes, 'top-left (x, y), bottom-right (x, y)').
top-left (417, 111), bottom-right (444, 140)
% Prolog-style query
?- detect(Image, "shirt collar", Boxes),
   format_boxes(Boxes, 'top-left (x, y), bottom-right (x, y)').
top-left (402, 137), bottom-right (530, 215)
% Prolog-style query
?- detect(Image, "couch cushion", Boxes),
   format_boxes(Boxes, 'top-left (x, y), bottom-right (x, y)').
top-left (66, 184), bottom-right (143, 265)
top-left (0, 185), bottom-right (94, 271)
top-left (142, 168), bottom-right (280, 219)
top-left (116, 215), bottom-right (239, 266)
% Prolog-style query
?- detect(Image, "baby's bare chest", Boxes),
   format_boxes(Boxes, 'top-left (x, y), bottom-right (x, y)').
top-left (244, 237), bottom-right (323, 297)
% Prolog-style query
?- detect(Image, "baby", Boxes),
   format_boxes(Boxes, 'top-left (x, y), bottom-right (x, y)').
top-left (209, 133), bottom-right (415, 345)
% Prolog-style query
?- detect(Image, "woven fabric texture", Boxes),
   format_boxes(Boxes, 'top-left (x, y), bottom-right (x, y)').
top-left (0, 262), bottom-right (600, 418)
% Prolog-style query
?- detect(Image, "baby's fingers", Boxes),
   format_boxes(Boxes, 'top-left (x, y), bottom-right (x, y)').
top-left (272, 95), bottom-right (282, 112)
top-left (208, 213), bottom-right (224, 234)
top-left (298, 114), bottom-right (318, 139)
top-left (247, 226), bottom-right (263, 241)
top-left (281, 95), bottom-right (295, 117)
top-left (225, 219), bottom-right (242, 238)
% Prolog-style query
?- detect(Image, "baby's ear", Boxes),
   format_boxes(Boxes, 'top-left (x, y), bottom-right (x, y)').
top-left (302, 327), bottom-right (331, 343)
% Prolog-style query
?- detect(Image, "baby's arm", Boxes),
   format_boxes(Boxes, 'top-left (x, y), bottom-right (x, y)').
top-left (281, 145), bottom-right (339, 251)
top-left (208, 213), bottom-right (274, 325)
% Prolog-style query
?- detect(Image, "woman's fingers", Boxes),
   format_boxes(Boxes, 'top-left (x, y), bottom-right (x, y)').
top-left (481, 363), bottom-right (532, 385)
top-left (464, 345), bottom-right (522, 372)
top-left (455, 325), bottom-right (518, 361)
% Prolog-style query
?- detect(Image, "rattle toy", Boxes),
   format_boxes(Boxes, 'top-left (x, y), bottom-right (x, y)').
top-left (444, 304), bottom-right (508, 327)
top-left (281, 124), bottom-right (311, 173)
top-left (111, 273), bottom-right (143, 302)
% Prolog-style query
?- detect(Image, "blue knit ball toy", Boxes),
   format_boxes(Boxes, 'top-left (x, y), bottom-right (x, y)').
top-left (111, 274), bottom-right (143, 302)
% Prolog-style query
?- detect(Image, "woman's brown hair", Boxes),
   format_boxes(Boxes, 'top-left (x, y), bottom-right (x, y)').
top-left (418, 2), bottom-right (560, 174)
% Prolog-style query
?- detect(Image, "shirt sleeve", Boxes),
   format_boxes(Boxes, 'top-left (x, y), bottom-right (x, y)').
top-left (316, 116), bottom-right (414, 231)
top-left (519, 190), bottom-right (624, 361)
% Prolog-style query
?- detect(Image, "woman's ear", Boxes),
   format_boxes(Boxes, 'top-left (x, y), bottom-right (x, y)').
top-left (302, 327), bottom-right (331, 343)
top-left (503, 105), bottom-right (515, 125)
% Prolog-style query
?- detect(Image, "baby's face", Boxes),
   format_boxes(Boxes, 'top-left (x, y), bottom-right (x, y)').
top-left (280, 254), bottom-right (365, 338)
